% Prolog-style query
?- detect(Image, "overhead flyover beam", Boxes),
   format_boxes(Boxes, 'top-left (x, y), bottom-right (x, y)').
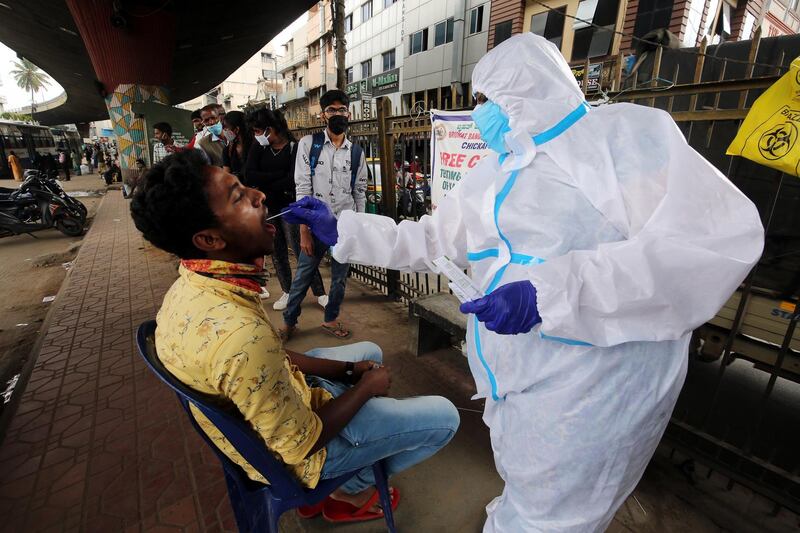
top-left (0, 1), bottom-right (317, 126)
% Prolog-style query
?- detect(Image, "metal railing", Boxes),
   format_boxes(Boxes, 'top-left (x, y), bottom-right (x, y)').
top-left (290, 32), bottom-right (800, 514)
top-left (609, 33), bottom-right (800, 515)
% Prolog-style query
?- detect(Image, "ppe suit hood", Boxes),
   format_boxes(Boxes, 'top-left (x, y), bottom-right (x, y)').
top-left (472, 33), bottom-right (585, 137)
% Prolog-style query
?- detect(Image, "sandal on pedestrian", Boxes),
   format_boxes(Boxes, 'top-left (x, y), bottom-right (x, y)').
top-left (322, 488), bottom-right (400, 523)
top-left (321, 322), bottom-right (351, 339)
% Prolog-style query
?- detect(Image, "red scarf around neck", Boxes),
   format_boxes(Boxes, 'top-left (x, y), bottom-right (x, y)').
top-left (181, 259), bottom-right (266, 293)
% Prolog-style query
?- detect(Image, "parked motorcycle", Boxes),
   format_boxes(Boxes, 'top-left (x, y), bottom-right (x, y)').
top-left (24, 170), bottom-right (88, 223)
top-left (0, 173), bottom-right (86, 238)
top-left (397, 172), bottom-right (428, 219)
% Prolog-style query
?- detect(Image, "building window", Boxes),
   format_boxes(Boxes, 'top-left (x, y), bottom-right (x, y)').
top-left (469, 5), bottom-right (484, 34)
top-left (361, 59), bottom-right (372, 79)
top-left (261, 52), bottom-right (270, 62)
top-left (633, 0), bottom-right (674, 38)
top-left (262, 69), bottom-right (276, 79)
top-left (435, 17), bottom-right (455, 46)
top-left (571, 0), bottom-right (619, 60)
top-left (712, 2), bottom-right (733, 41)
top-left (382, 49), bottom-right (396, 71)
top-left (529, 8), bottom-right (566, 48)
top-left (362, 1), bottom-right (372, 22)
top-left (345, 14), bottom-right (353, 32)
top-left (494, 20), bottom-right (513, 45)
top-left (298, 76), bottom-right (303, 88)
top-left (384, 0), bottom-right (397, 6)
top-left (309, 42), bottom-right (320, 60)
top-left (346, 67), bottom-right (354, 83)
top-left (409, 28), bottom-right (429, 54)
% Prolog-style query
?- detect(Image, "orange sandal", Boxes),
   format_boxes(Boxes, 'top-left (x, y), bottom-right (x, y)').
top-left (322, 488), bottom-right (400, 523)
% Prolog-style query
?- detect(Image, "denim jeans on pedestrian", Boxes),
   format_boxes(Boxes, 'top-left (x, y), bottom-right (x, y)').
top-left (283, 235), bottom-right (348, 326)
top-left (305, 342), bottom-right (460, 494)
top-left (270, 218), bottom-right (325, 296)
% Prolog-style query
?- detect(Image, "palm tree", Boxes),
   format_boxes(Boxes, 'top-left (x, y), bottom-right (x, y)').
top-left (10, 58), bottom-right (51, 121)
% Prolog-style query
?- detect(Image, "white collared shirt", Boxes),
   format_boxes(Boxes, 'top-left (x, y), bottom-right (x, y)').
top-left (295, 129), bottom-right (367, 215)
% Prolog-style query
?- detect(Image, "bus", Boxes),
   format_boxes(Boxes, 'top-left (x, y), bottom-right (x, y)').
top-left (50, 127), bottom-right (82, 157)
top-left (0, 120), bottom-right (58, 179)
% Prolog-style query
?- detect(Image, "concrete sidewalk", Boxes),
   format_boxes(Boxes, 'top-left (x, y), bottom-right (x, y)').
top-left (0, 191), bottom-right (790, 532)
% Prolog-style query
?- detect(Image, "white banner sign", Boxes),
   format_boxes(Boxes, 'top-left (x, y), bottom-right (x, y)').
top-left (430, 109), bottom-right (493, 210)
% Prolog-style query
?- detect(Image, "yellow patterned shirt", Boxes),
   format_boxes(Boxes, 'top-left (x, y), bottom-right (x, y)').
top-left (155, 264), bottom-right (331, 487)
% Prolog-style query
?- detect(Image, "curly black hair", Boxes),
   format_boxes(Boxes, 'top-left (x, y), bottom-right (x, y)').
top-left (130, 150), bottom-right (218, 259)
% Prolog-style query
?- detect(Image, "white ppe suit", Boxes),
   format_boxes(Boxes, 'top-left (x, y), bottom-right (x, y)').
top-left (331, 34), bottom-right (764, 531)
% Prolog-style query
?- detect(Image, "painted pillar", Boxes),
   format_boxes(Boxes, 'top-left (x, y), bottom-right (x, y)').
top-left (105, 84), bottom-right (169, 170)
top-left (65, 0), bottom-right (175, 178)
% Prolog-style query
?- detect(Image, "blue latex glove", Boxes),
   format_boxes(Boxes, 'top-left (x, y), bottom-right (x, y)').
top-left (460, 280), bottom-right (541, 335)
top-left (283, 196), bottom-right (339, 246)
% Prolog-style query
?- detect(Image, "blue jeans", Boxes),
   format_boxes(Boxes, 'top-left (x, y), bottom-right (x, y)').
top-left (284, 235), bottom-right (349, 326)
top-left (305, 342), bottom-right (460, 494)
top-left (270, 218), bottom-right (326, 296)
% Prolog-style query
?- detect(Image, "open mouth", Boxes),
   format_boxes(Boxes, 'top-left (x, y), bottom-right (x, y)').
top-left (262, 209), bottom-right (276, 234)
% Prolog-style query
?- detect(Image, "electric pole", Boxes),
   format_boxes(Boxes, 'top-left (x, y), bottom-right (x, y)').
top-left (332, 0), bottom-right (347, 89)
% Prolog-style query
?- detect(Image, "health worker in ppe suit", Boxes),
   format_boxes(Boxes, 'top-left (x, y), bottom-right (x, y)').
top-left (284, 33), bottom-right (765, 532)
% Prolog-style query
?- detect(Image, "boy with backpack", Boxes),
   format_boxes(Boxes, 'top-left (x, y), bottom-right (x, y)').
top-left (280, 89), bottom-right (366, 341)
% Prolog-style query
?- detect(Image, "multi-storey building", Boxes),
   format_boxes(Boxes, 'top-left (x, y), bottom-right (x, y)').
top-left (485, 0), bottom-right (767, 73)
top-left (278, 27), bottom-right (311, 125)
top-left (763, 0), bottom-right (800, 36)
top-left (343, 0), bottom-right (404, 117)
top-left (342, 0), bottom-right (492, 118)
top-left (401, 0), bottom-right (491, 111)
top-left (306, 1), bottom-right (339, 118)
top-left (253, 50), bottom-right (282, 110)
top-left (180, 44), bottom-right (283, 113)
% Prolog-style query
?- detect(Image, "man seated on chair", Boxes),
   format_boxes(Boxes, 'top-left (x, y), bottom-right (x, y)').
top-left (130, 150), bottom-right (459, 522)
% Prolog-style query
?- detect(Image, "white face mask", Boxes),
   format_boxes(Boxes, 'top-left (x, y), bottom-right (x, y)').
top-left (254, 133), bottom-right (270, 146)
top-left (222, 129), bottom-right (237, 143)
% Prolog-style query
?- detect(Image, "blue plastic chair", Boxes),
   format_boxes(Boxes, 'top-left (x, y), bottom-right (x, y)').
top-left (136, 320), bottom-right (397, 533)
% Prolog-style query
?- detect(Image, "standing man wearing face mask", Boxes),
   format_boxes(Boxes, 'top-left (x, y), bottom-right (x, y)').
top-left (280, 89), bottom-right (367, 341)
top-left (196, 104), bottom-right (227, 167)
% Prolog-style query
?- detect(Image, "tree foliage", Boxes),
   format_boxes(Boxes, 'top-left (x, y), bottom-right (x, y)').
top-left (10, 58), bottom-right (51, 112)
top-left (0, 111), bottom-right (33, 121)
